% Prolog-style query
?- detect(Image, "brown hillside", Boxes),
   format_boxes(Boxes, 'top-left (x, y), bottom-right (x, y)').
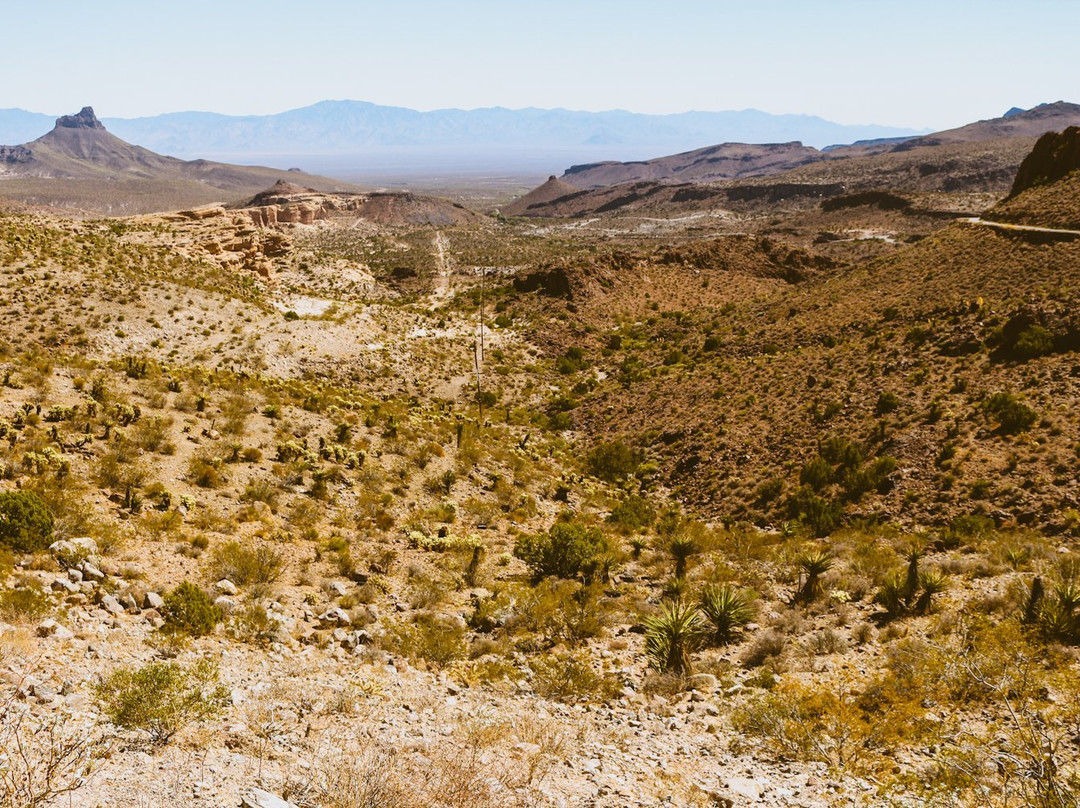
top-left (501, 176), bottom-right (583, 216)
top-left (561, 142), bottom-right (821, 189)
top-left (0, 107), bottom-right (356, 214)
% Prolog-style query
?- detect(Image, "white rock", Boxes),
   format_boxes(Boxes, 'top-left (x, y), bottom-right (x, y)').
top-left (143, 591), bottom-right (165, 610)
top-left (99, 594), bottom-right (125, 615)
top-left (215, 579), bottom-right (238, 596)
top-left (215, 596), bottom-right (240, 615)
top-left (317, 607), bottom-right (351, 627)
top-left (329, 581), bottom-right (349, 597)
top-left (725, 777), bottom-right (762, 802)
top-left (51, 578), bottom-right (80, 594)
top-left (37, 619), bottom-right (74, 640)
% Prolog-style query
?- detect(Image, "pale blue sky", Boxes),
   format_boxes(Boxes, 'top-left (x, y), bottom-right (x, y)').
top-left (4, 0), bottom-right (1077, 129)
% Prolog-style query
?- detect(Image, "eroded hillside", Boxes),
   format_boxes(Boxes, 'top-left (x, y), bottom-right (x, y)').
top-left (2, 148), bottom-right (1080, 808)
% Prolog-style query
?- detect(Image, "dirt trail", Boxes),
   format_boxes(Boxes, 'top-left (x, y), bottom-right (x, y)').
top-left (431, 230), bottom-right (452, 303)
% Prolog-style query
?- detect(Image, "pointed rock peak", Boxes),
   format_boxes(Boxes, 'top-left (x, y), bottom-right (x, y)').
top-left (267, 179), bottom-right (312, 194)
top-left (55, 107), bottom-right (105, 130)
top-left (1003, 107), bottom-right (1026, 118)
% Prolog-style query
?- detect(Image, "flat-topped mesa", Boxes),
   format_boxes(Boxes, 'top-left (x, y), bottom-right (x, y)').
top-left (54, 106), bottom-right (105, 130)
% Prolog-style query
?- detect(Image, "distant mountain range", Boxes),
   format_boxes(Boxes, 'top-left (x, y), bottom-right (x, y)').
top-left (0, 101), bottom-right (929, 172)
top-left (503, 102), bottom-right (1080, 217)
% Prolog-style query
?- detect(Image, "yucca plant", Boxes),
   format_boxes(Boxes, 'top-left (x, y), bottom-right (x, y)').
top-left (795, 548), bottom-right (833, 603)
top-left (662, 576), bottom-right (690, 603)
top-left (698, 583), bottom-right (754, 645)
top-left (901, 546), bottom-right (924, 608)
top-left (1039, 582), bottom-right (1080, 643)
top-left (644, 600), bottom-right (705, 675)
top-left (666, 534), bottom-right (700, 579)
top-left (914, 569), bottom-right (948, 614)
top-left (874, 570), bottom-right (908, 617)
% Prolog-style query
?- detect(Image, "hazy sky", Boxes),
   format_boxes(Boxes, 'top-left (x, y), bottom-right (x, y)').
top-left (4, 0), bottom-right (1077, 130)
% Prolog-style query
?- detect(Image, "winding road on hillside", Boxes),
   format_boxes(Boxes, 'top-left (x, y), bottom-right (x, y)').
top-left (962, 217), bottom-right (1080, 238)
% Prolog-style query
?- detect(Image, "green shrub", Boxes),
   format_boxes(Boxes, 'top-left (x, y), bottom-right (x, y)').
top-left (95, 658), bottom-right (229, 744)
top-left (530, 651), bottom-right (620, 702)
top-left (386, 614), bottom-right (466, 667)
top-left (226, 604), bottom-right (282, 647)
top-left (586, 440), bottom-right (642, 482)
top-left (982, 392), bottom-right (1037, 434)
top-left (800, 457), bottom-right (832, 492)
top-left (1012, 325), bottom-right (1054, 360)
top-left (161, 581), bottom-right (220, 637)
top-left (607, 494), bottom-right (655, 532)
top-left (0, 490), bottom-right (54, 553)
top-left (187, 455), bottom-right (224, 488)
top-left (875, 391), bottom-right (900, 415)
top-left (208, 540), bottom-right (283, 587)
top-left (514, 521), bottom-right (611, 581)
top-left (754, 477), bottom-right (784, 507)
top-left (787, 488), bottom-right (842, 537)
top-left (0, 584), bottom-right (53, 623)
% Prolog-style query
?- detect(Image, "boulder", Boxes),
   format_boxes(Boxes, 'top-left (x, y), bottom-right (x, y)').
top-left (240, 789), bottom-right (300, 808)
top-left (317, 607), bottom-right (351, 627)
top-left (37, 619), bottom-right (74, 640)
top-left (215, 596), bottom-right (240, 615)
top-left (99, 595), bottom-right (125, 615)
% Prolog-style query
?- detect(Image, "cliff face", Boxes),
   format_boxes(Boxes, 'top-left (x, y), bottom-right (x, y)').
top-left (54, 106), bottom-right (106, 130)
top-left (1008, 126), bottom-right (1080, 197)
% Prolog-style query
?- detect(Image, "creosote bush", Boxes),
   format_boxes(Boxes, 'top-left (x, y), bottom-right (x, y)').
top-left (208, 540), bottom-right (284, 587)
top-left (983, 391), bottom-right (1037, 434)
top-left (530, 651), bottom-right (620, 702)
top-left (0, 490), bottom-right (54, 553)
top-left (161, 581), bottom-right (220, 637)
top-left (514, 520), bottom-right (612, 581)
top-left (95, 658), bottom-right (229, 745)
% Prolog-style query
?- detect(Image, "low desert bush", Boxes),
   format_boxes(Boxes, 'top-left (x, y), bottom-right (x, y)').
top-left (95, 658), bottom-right (229, 745)
top-left (208, 540), bottom-right (283, 587)
top-left (161, 581), bottom-right (220, 637)
top-left (530, 651), bottom-right (620, 702)
top-left (386, 613), bottom-right (466, 668)
top-left (513, 520), bottom-right (612, 581)
top-left (0, 490), bottom-right (54, 553)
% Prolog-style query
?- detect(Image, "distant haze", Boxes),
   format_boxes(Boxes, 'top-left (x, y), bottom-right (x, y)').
top-left (0, 101), bottom-right (928, 178)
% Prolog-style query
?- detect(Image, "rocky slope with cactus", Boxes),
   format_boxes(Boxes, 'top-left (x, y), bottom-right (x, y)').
top-left (1, 131), bottom-right (1080, 808)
